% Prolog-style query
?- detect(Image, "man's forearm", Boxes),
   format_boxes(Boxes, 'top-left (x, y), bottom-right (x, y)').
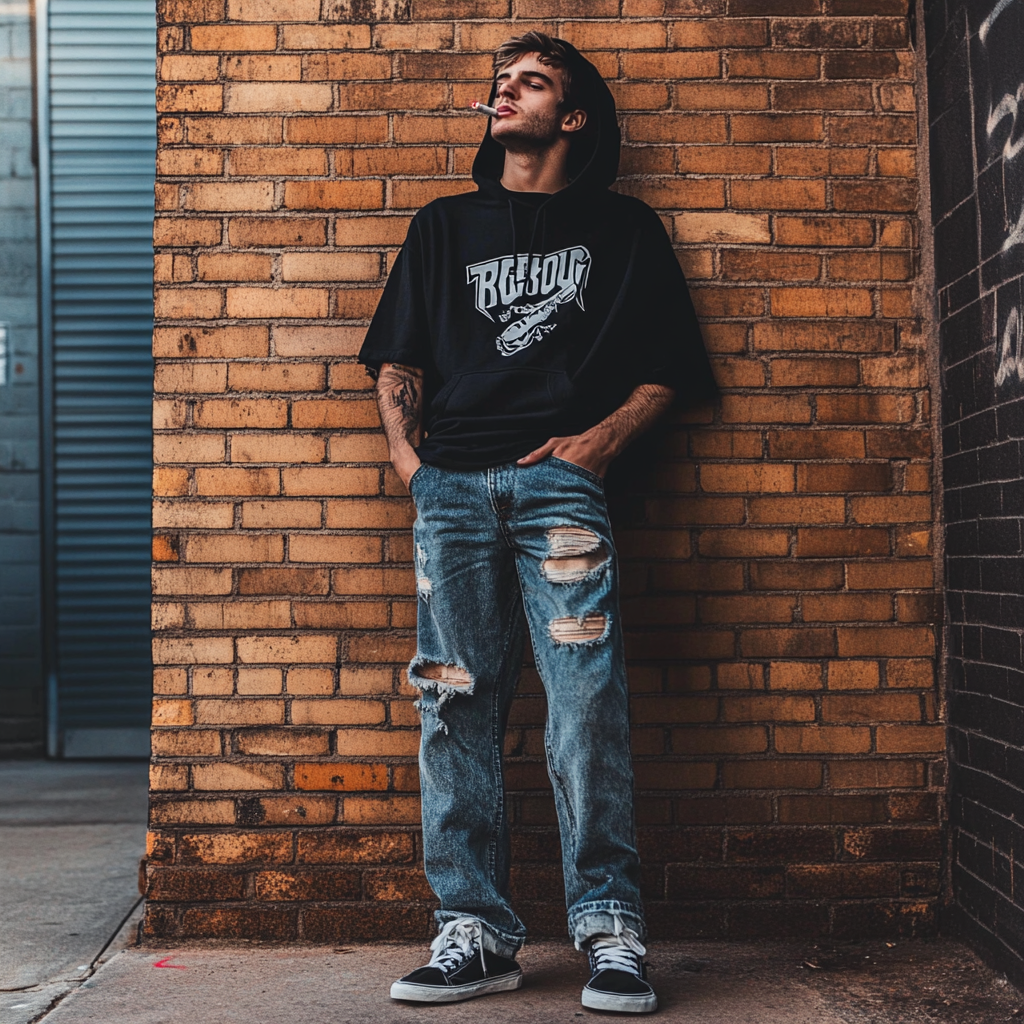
top-left (586, 384), bottom-right (675, 460)
top-left (376, 362), bottom-right (424, 483)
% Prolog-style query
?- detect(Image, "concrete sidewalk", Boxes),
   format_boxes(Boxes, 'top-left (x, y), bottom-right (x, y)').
top-left (0, 760), bottom-right (148, 1024)
top-left (30, 936), bottom-right (1024, 1023)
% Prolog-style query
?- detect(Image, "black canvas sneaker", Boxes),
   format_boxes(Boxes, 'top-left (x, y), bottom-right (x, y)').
top-left (581, 928), bottom-right (657, 1013)
top-left (389, 917), bottom-right (523, 1004)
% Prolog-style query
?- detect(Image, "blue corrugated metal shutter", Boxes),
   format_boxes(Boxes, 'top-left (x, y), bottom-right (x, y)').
top-left (44, 0), bottom-right (155, 756)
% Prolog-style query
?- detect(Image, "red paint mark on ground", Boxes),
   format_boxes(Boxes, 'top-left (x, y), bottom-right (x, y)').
top-left (152, 958), bottom-right (187, 969)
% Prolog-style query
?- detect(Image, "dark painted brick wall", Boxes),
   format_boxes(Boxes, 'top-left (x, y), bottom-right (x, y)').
top-left (925, 0), bottom-right (1024, 984)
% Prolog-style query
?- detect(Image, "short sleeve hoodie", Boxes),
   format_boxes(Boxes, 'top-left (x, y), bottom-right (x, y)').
top-left (359, 41), bottom-right (717, 469)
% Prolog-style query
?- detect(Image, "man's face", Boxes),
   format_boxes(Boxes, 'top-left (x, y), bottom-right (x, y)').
top-left (489, 53), bottom-right (584, 152)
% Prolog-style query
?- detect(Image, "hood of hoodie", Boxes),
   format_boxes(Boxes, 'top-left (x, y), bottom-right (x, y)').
top-left (471, 42), bottom-right (620, 204)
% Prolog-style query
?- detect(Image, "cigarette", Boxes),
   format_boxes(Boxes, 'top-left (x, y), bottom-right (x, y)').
top-left (470, 101), bottom-right (500, 116)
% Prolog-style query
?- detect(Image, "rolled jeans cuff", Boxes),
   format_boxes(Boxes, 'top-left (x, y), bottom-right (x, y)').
top-left (568, 901), bottom-right (647, 950)
top-left (434, 910), bottom-right (522, 959)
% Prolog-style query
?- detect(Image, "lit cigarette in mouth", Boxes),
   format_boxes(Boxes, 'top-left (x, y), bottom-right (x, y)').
top-left (470, 101), bottom-right (500, 116)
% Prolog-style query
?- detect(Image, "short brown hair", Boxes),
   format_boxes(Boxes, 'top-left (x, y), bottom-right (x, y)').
top-left (492, 31), bottom-right (580, 113)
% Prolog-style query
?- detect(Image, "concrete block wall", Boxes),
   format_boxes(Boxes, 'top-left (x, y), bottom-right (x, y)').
top-left (925, 0), bottom-right (1024, 985)
top-left (0, 3), bottom-right (43, 757)
top-left (146, 0), bottom-right (944, 941)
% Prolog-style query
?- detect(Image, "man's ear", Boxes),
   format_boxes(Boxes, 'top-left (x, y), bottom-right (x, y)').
top-left (561, 108), bottom-right (587, 134)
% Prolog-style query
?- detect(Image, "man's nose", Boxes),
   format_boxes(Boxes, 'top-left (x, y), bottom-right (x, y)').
top-left (496, 78), bottom-right (516, 99)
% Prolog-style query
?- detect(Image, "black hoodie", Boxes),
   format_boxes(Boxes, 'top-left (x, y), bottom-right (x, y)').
top-left (358, 43), bottom-right (717, 470)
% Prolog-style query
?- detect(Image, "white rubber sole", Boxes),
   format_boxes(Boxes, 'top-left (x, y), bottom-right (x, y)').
top-left (582, 985), bottom-right (658, 1013)
top-left (390, 971), bottom-right (523, 1003)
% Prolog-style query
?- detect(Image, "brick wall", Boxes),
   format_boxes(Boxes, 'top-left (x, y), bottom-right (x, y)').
top-left (925, 0), bottom-right (1024, 983)
top-left (147, 0), bottom-right (944, 942)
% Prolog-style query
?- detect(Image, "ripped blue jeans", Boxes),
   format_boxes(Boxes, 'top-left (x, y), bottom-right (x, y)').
top-left (408, 456), bottom-right (645, 959)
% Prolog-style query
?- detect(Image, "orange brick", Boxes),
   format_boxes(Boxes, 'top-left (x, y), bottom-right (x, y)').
top-left (154, 326), bottom-right (269, 359)
top-left (846, 561), bottom-right (933, 590)
top-left (227, 362), bottom-right (325, 393)
top-left (622, 51), bottom-right (719, 79)
top-left (229, 147), bottom-right (327, 176)
top-left (191, 24), bottom-right (279, 50)
top-left (624, 114), bottom-right (727, 144)
top-left (817, 394), bottom-right (914, 423)
top-left (795, 528), bottom-right (889, 558)
top-left (157, 84), bottom-right (223, 113)
top-left (768, 430), bottom-right (865, 459)
top-left (728, 50), bottom-right (819, 78)
top-left (803, 594), bottom-right (893, 622)
top-left (768, 662), bottom-right (823, 690)
top-left (875, 725), bottom-right (945, 753)
top-left (753, 320), bottom-right (893, 353)
top-left (721, 395), bottom-right (811, 424)
top-left (230, 433), bottom-right (325, 464)
top-left (771, 357), bottom-right (858, 387)
top-left (723, 695), bottom-right (815, 722)
top-left (275, 326), bottom-right (366, 358)
top-left (228, 217), bottom-right (328, 247)
top-left (197, 253), bottom-right (273, 282)
top-left (771, 288), bottom-right (873, 317)
top-left (284, 180), bottom-right (383, 210)
top-left (836, 627), bottom-right (935, 657)
top-left (226, 82), bottom-right (333, 113)
top-left (775, 726), bottom-right (871, 754)
top-left (322, 53), bottom-right (393, 81)
top-left (732, 114), bottom-right (823, 142)
top-left (195, 467), bottom-right (279, 496)
top-left (227, 0), bottom-right (320, 20)
top-left (194, 399), bottom-right (287, 429)
top-left (280, 24), bottom-right (372, 49)
top-left (674, 212), bottom-right (770, 244)
top-left (797, 463), bottom-right (890, 493)
top-left (616, 178), bottom-right (725, 210)
top-left (154, 217), bottom-right (223, 247)
top-left (186, 533), bottom-right (283, 563)
top-left (154, 288), bottom-right (224, 321)
top-left (224, 54), bottom-right (302, 82)
top-left (238, 567), bottom-right (329, 595)
top-left (293, 602), bottom-right (388, 630)
top-left (672, 18), bottom-right (767, 48)
top-left (701, 464), bottom-right (794, 493)
top-left (281, 467), bottom-right (379, 496)
top-left (153, 566), bottom-right (233, 596)
top-left (827, 661), bottom-right (880, 690)
top-left (185, 116), bottom-right (282, 145)
top-left (294, 763), bottom-right (388, 791)
top-left (720, 251), bottom-right (820, 282)
top-left (225, 287), bottom-right (329, 319)
top-left (153, 434), bottom-right (225, 464)
top-left (851, 496), bottom-right (931, 524)
top-left (153, 636), bottom-right (235, 665)
top-left (887, 659), bottom-right (933, 689)
top-left (831, 761), bottom-right (925, 789)
top-left (236, 634), bottom-right (336, 664)
top-left (698, 529), bottom-right (790, 558)
top-left (161, 54), bottom-right (221, 82)
top-left (184, 181), bottom-right (274, 212)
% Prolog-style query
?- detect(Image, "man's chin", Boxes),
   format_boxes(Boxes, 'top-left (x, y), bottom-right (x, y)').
top-left (491, 123), bottom-right (560, 153)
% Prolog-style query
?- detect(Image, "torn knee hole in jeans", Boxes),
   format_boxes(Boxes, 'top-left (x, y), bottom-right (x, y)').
top-left (542, 526), bottom-right (609, 584)
top-left (549, 613), bottom-right (609, 646)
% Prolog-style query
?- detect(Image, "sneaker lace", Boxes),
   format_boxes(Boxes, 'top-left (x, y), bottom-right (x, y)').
top-left (428, 918), bottom-right (487, 976)
top-left (589, 919), bottom-right (647, 977)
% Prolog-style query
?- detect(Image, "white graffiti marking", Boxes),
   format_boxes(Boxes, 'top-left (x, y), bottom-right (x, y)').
top-left (995, 308), bottom-right (1024, 385)
top-left (986, 84), bottom-right (1024, 163)
top-left (980, 0), bottom-right (1016, 44)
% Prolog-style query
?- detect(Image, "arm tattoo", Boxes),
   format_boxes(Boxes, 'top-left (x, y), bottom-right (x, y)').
top-left (377, 362), bottom-right (424, 453)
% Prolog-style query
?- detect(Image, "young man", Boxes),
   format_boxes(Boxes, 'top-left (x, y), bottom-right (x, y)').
top-left (359, 32), bottom-right (716, 1013)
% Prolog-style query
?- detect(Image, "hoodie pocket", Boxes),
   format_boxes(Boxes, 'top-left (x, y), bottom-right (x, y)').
top-left (431, 368), bottom-right (573, 423)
